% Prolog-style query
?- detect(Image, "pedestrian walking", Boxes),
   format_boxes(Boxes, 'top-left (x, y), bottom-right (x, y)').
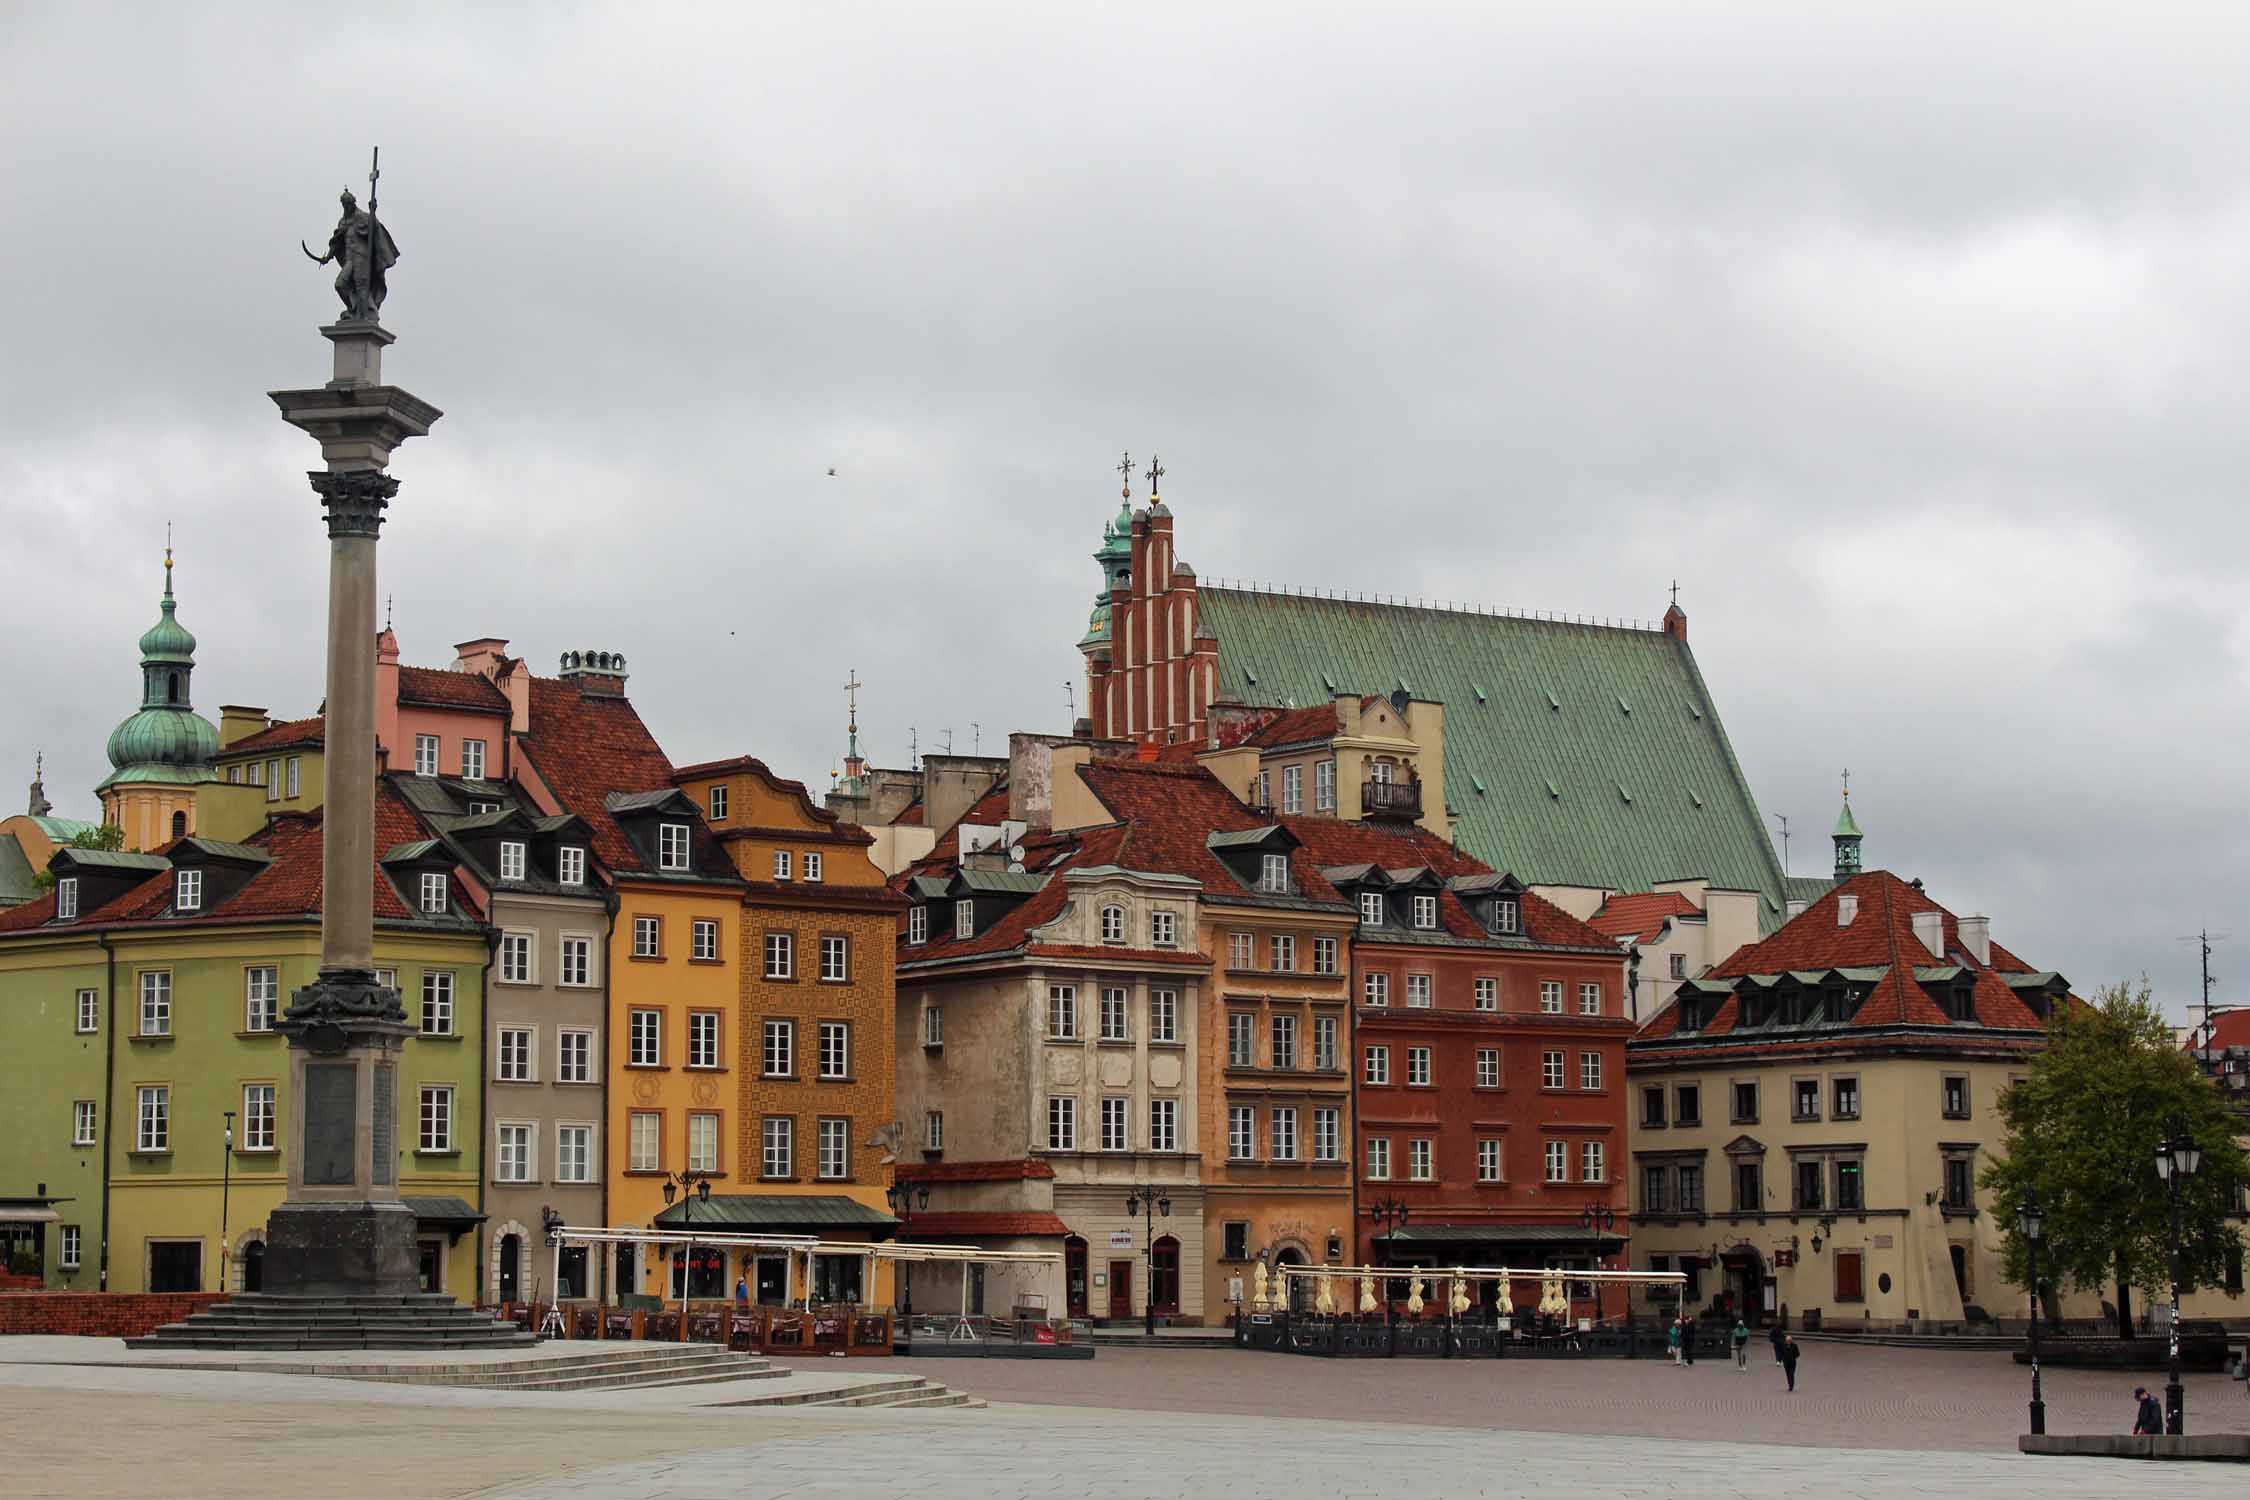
top-left (1732, 1318), bottom-right (1750, 1369)
top-left (1681, 1312), bottom-right (1697, 1366)
top-left (1780, 1335), bottom-right (1801, 1392)
top-left (734, 1274), bottom-right (749, 1307)
top-left (1667, 1317), bottom-right (1681, 1365)
top-left (2132, 1385), bottom-right (2164, 1435)
top-left (1768, 1321), bottom-right (1786, 1367)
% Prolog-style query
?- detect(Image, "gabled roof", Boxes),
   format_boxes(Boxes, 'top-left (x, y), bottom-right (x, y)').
top-left (1589, 889), bottom-right (1700, 943)
top-left (899, 823), bottom-right (1130, 966)
top-left (1077, 759), bottom-right (1345, 906)
top-left (520, 676), bottom-right (679, 872)
top-left (217, 716), bottom-right (324, 757)
top-left (169, 836), bottom-right (273, 865)
top-left (1281, 814), bottom-right (1616, 951)
top-left (396, 664), bottom-right (510, 712)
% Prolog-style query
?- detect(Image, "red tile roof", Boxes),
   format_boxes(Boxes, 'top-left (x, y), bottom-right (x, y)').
top-left (1279, 813), bottom-right (1617, 950)
top-left (894, 1158), bottom-right (1057, 1184)
top-left (519, 676), bottom-right (679, 872)
top-left (1243, 703), bottom-right (1345, 748)
top-left (218, 716), bottom-right (324, 756)
top-left (396, 664), bottom-right (510, 711)
top-left (1078, 759), bottom-right (1344, 903)
top-left (2190, 1010), bottom-right (2250, 1052)
top-left (1588, 890), bottom-right (1699, 943)
top-left (901, 823), bottom-right (1133, 966)
top-left (894, 1211), bottom-right (1072, 1239)
top-left (921, 781), bottom-right (1016, 864)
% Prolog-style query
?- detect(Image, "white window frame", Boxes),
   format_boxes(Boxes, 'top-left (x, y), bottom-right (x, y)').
top-left (1406, 972), bottom-right (1432, 1008)
top-left (1542, 1049), bottom-right (1565, 1089)
top-left (138, 970), bottom-right (171, 1037)
top-left (803, 851), bottom-right (822, 882)
top-left (1364, 971), bottom-right (1389, 1007)
top-left (1260, 852), bottom-right (1290, 894)
top-left (418, 871), bottom-right (448, 915)
top-left (73, 1098), bottom-right (98, 1147)
top-left (60, 1225), bottom-right (81, 1269)
top-left (244, 966), bottom-right (278, 1033)
top-left (1478, 1139), bottom-right (1502, 1183)
top-left (286, 756), bottom-right (301, 797)
top-left (1581, 1050), bottom-right (1603, 1091)
top-left (1579, 981), bottom-right (1603, 1016)
top-left (658, 823), bottom-right (690, 872)
top-left (419, 1085), bottom-right (454, 1153)
top-left (772, 849), bottom-right (792, 882)
top-left (1228, 1012), bottom-right (1256, 1067)
top-left (1407, 1046), bottom-right (1431, 1087)
top-left (820, 934), bottom-right (848, 981)
top-left (1313, 936), bottom-right (1338, 975)
top-left (1540, 980), bottom-right (1563, 1014)
top-left (461, 738), bottom-right (486, 780)
top-left (136, 1085), bottom-right (168, 1152)
top-left (633, 915), bottom-right (660, 957)
top-left (1271, 1106), bottom-right (1298, 1161)
top-left (908, 905), bottom-right (929, 944)
top-left (1409, 1137), bottom-right (1434, 1180)
top-left (1475, 976), bottom-right (1498, 1011)
top-left (1150, 988), bottom-right (1178, 1043)
top-left (688, 1112), bottom-right (720, 1174)
top-left (1545, 1140), bottom-right (1568, 1183)
top-left (1412, 893), bottom-right (1438, 930)
top-left (1271, 1012), bottom-right (1298, 1070)
top-left (498, 840), bottom-right (526, 882)
top-left (1313, 1014), bottom-right (1339, 1071)
top-left (175, 868), bottom-right (202, 912)
top-left (953, 900), bottom-right (974, 940)
top-left (922, 1004), bottom-right (943, 1048)
top-left (1313, 1106), bottom-right (1340, 1161)
top-left (924, 1110), bottom-right (945, 1152)
top-left (1100, 904), bottom-right (1126, 943)
top-left (630, 1111), bottom-right (662, 1172)
top-left (1149, 1097), bottom-right (1177, 1153)
top-left (556, 1123), bottom-right (594, 1183)
top-left (689, 1010), bottom-right (721, 1070)
top-left (497, 1025), bottom-right (535, 1082)
top-left (1101, 1096), bottom-right (1130, 1152)
top-left (1270, 934), bottom-right (1296, 972)
top-left (1227, 932), bottom-right (1253, 968)
top-left (1314, 757), bottom-right (1336, 811)
top-left (558, 846), bottom-right (586, 886)
top-left (817, 1118), bottom-right (849, 1179)
top-left (1364, 1045), bottom-right (1390, 1085)
top-left (414, 734), bottom-right (439, 776)
top-left (1228, 1105), bottom-right (1255, 1161)
top-left (496, 1121), bottom-right (534, 1183)
top-left (1150, 909), bottom-right (1177, 948)
top-left (77, 985), bottom-right (100, 1034)
top-left (1366, 1136), bottom-right (1391, 1180)
top-left (1281, 763), bottom-right (1303, 813)
top-left (1476, 1047), bottom-right (1500, 1088)
top-left (819, 1021), bottom-right (849, 1079)
top-left (1493, 898), bottom-right (1521, 935)
top-left (762, 1117), bottom-right (793, 1178)
top-left (1047, 984), bottom-right (1078, 1040)
top-left (557, 1027), bottom-right (595, 1084)
top-left (764, 931), bottom-right (793, 980)
top-left (763, 1019), bottom-right (794, 1077)
top-left (56, 878), bottom-right (78, 920)
top-left (629, 1007), bottom-right (662, 1067)
top-left (1359, 891), bottom-right (1385, 927)
top-left (499, 930), bottom-right (533, 985)
top-left (1581, 1140), bottom-right (1606, 1183)
top-left (559, 934), bottom-right (593, 987)
top-left (693, 918), bottom-right (721, 962)
top-left (1099, 987), bottom-right (1130, 1043)
top-left (421, 971), bottom-right (455, 1035)
top-left (1047, 1096), bottom-right (1077, 1152)
top-left (708, 783), bottom-right (729, 821)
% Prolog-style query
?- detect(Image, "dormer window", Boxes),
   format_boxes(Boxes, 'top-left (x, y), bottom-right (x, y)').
top-left (1490, 898), bottom-right (1520, 935)
top-left (1260, 854), bottom-right (1290, 894)
top-left (1359, 892), bottom-right (1385, 927)
top-left (1101, 904), bottom-right (1126, 943)
top-left (708, 784), bottom-right (729, 822)
top-left (175, 869), bottom-right (203, 913)
top-left (658, 823), bottom-right (690, 872)
top-left (1947, 983), bottom-right (1976, 1023)
top-left (908, 905), bottom-right (929, 944)
top-left (558, 846), bottom-right (585, 886)
top-left (418, 872), bottom-right (449, 914)
top-left (954, 899), bottom-right (975, 940)
top-left (468, 800), bottom-right (499, 816)
top-left (499, 841), bottom-right (526, 882)
top-left (1412, 893), bottom-right (1438, 930)
top-left (56, 877), bottom-right (78, 920)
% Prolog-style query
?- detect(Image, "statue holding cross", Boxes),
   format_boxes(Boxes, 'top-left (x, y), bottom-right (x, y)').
top-left (302, 149), bottom-right (399, 323)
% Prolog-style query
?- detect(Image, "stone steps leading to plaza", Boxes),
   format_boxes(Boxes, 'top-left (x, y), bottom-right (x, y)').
top-left (339, 1347), bottom-right (786, 1392)
top-left (128, 1293), bottom-right (536, 1351)
top-left (704, 1373), bottom-right (982, 1410)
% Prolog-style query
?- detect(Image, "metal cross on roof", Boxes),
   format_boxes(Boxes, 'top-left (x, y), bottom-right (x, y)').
top-left (1145, 454), bottom-right (1164, 495)
top-left (1117, 450), bottom-right (1133, 498)
top-left (1669, 579), bottom-right (1679, 607)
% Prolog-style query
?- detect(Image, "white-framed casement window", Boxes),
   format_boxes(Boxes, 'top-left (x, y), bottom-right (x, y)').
top-left (693, 918), bottom-right (721, 962)
top-left (803, 851), bottom-right (823, 882)
top-left (1579, 982), bottom-right (1603, 1016)
top-left (817, 1117), bottom-right (849, 1179)
top-left (1150, 909), bottom-right (1177, 948)
top-left (1476, 1047), bottom-right (1500, 1088)
top-left (418, 1086), bottom-right (454, 1152)
top-left (1474, 977), bottom-right (1498, 1011)
top-left (1541, 1049), bottom-right (1565, 1089)
top-left (461, 739), bottom-right (486, 780)
top-left (764, 932), bottom-right (793, 980)
top-left (689, 1112), bottom-right (720, 1174)
top-left (135, 1086), bottom-right (168, 1152)
top-left (60, 1225), bottom-right (81, 1270)
top-left (175, 869), bottom-right (202, 912)
top-left (1047, 984), bottom-right (1078, 1040)
top-left (1478, 1139), bottom-right (1502, 1182)
top-left (1580, 1051), bottom-right (1604, 1090)
top-left (820, 935), bottom-right (848, 982)
top-left (498, 840), bottom-right (525, 882)
top-left (1315, 757), bottom-right (1336, 811)
top-left (467, 799), bottom-right (498, 815)
top-left (1366, 1136), bottom-right (1391, 1180)
top-left (1271, 1013), bottom-right (1298, 1070)
top-left (418, 872), bottom-right (449, 915)
top-left (1409, 1138), bottom-right (1434, 1180)
top-left (818, 1021), bottom-right (849, 1078)
top-left (1255, 768), bottom-right (1271, 807)
top-left (1099, 987), bottom-right (1130, 1043)
top-left (1047, 1096), bottom-right (1077, 1152)
top-left (629, 1008), bottom-right (662, 1066)
top-left (556, 1123), bottom-right (594, 1182)
top-left (1101, 1096), bottom-right (1130, 1152)
top-left (1581, 1141), bottom-right (1606, 1183)
top-left (560, 934), bottom-right (592, 987)
top-left (1364, 971), bottom-right (1389, 1007)
top-left (1544, 1140), bottom-right (1569, 1183)
top-left (1312, 1107), bottom-right (1340, 1160)
top-left (244, 1087), bottom-right (275, 1154)
top-left (1149, 1097), bottom-right (1177, 1152)
top-left (414, 734), bottom-right (439, 776)
top-left (1227, 932), bottom-right (1253, 968)
top-left (1412, 893), bottom-right (1437, 930)
top-left (1364, 1045), bottom-right (1390, 1085)
top-left (1359, 892), bottom-right (1385, 927)
top-left (708, 784), bottom-right (729, 821)
top-left (243, 966), bottom-right (278, 1032)
top-left (1260, 853), bottom-right (1290, 894)
top-left (658, 823), bottom-right (690, 872)
top-left (286, 756), bottom-right (301, 797)
top-left (763, 1019), bottom-right (794, 1077)
top-left (689, 1010), bottom-right (720, 1069)
top-left (1270, 934), bottom-right (1296, 972)
top-left (557, 1028), bottom-right (595, 1084)
top-left (497, 1026), bottom-right (534, 1082)
top-left (1493, 898), bottom-right (1521, 935)
top-left (954, 900), bottom-right (975, 940)
top-left (1228, 1012), bottom-right (1256, 1067)
top-left (138, 970), bottom-right (171, 1037)
top-left (772, 849), bottom-right (792, 882)
top-left (1150, 988), bottom-right (1178, 1043)
top-left (1228, 1105), bottom-right (1256, 1160)
top-left (1271, 1107), bottom-right (1298, 1161)
top-left (56, 877), bottom-right (79, 920)
top-left (374, 967), bottom-right (397, 991)
top-left (558, 846), bottom-right (586, 887)
top-left (629, 1111), bottom-right (661, 1172)
top-left (1539, 980), bottom-right (1563, 1014)
top-left (908, 905), bottom-right (929, 944)
top-left (1313, 936), bottom-right (1339, 975)
top-left (924, 1110), bottom-right (945, 1152)
top-left (1407, 1046), bottom-right (1431, 1086)
top-left (1100, 904), bottom-right (1126, 943)
top-left (77, 985), bottom-right (99, 1034)
top-left (1313, 1014), bottom-right (1339, 1071)
top-left (1282, 763), bottom-right (1303, 813)
top-left (1406, 972), bottom-right (1432, 1007)
top-left (72, 1099), bottom-right (98, 1146)
top-left (421, 971), bottom-right (454, 1035)
top-left (248, 761), bottom-right (265, 787)
top-left (632, 915), bottom-right (660, 957)
top-left (497, 1122), bottom-right (533, 1182)
top-left (499, 931), bottom-right (533, 984)
top-left (922, 1004), bottom-right (943, 1048)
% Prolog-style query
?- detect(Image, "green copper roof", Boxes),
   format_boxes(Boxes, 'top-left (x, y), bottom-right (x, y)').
top-left (1194, 587), bottom-right (1793, 926)
top-left (0, 835), bottom-right (36, 907)
top-left (1833, 796), bottom-right (1863, 839)
top-left (138, 556), bottom-right (196, 663)
top-left (103, 550), bottom-right (217, 785)
top-left (27, 816), bottom-right (98, 844)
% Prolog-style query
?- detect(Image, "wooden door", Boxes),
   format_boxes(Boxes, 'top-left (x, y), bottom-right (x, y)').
top-left (1107, 1260), bottom-right (1133, 1320)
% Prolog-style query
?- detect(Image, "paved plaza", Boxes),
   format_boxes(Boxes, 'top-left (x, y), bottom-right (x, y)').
top-left (4, 1338), bottom-right (2248, 1497)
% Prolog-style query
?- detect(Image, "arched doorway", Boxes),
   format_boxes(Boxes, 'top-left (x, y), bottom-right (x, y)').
top-left (1273, 1247), bottom-right (1309, 1312)
top-left (1151, 1236), bottom-right (1180, 1316)
top-left (1721, 1245), bottom-right (1767, 1325)
top-left (498, 1234), bottom-right (521, 1303)
top-left (240, 1238), bottom-right (265, 1292)
top-left (1064, 1235), bottom-right (1089, 1319)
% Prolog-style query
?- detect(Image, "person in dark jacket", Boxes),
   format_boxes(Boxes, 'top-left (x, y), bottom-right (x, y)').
top-left (1768, 1322), bottom-right (1787, 1366)
top-left (1680, 1312), bottom-right (1697, 1365)
top-left (2133, 1386), bottom-right (2164, 1435)
top-left (1780, 1335), bottom-right (1801, 1391)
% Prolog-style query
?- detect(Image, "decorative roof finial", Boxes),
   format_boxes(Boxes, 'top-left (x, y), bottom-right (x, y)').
top-left (1670, 578), bottom-right (1679, 608)
top-left (1145, 453), bottom-right (1164, 500)
top-left (1117, 450), bottom-right (1133, 500)
top-left (842, 668), bottom-right (865, 779)
top-left (164, 524), bottom-right (175, 601)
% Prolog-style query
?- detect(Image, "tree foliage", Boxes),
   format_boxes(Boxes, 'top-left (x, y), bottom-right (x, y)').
top-left (1983, 980), bottom-right (2246, 1336)
top-left (30, 823), bottom-right (128, 889)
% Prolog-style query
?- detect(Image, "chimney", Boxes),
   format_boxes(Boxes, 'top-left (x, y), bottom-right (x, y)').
top-left (451, 638), bottom-right (510, 679)
top-left (1834, 893), bottom-right (1856, 926)
top-left (558, 649), bottom-right (629, 698)
top-left (1957, 915), bottom-right (1991, 965)
top-left (218, 705), bottom-right (272, 749)
top-left (1911, 910), bottom-right (1946, 959)
top-left (1785, 898), bottom-right (1808, 921)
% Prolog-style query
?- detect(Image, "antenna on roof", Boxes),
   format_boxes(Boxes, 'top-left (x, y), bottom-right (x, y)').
top-left (908, 727), bottom-right (919, 772)
top-left (972, 722), bottom-right (981, 756)
top-left (2182, 929), bottom-right (2229, 1056)
top-left (1065, 680), bottom-right (1076, 727)
top-left (940, 728), bottom-right (954, 757)
top-left (1772, 813), bottom-right (1791, 879)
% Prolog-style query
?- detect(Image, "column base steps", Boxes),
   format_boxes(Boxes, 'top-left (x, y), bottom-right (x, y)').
top-left (128, 1293), bottom-right (536, 1351)
top-left (703, 1374), bottom-right (983, 1410)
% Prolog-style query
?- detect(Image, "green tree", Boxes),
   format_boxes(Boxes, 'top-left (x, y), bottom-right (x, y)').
top-left (29, 823), bottom-right (128, 890)
top-left (1983, 980), bottom-right (2246, 1338)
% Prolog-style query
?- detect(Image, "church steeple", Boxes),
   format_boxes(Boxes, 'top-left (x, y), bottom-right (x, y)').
top-left (1832, 771), bottom-right (1863, 881)
top-left (96, 542), bottom-right (219, 849)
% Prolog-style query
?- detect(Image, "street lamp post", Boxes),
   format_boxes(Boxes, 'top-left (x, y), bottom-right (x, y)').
top-left (660, 1171), bottom-right (712, 1338)
top-left (2155, 1120), bottom-right (2203, 1436)
top-left (1581, 1203), bottom-right (1619, 1336)
top-left (1123, 1185), bottom-right (1172, 1336)
top-left (2017, 1192), bottom-right (2046, 1436)
top-left (220, 1110), bottom-right (235, 1292)
top-left (1368, 1196), bottom-right (1409, 1355)
top-left (885, 1182), bottom-right (929, 1325)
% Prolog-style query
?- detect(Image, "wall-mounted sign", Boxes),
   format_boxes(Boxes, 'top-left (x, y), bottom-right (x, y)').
top-left (1872, 1234), bottom-right (1894, 1249)
top-left (1108, 1230), bottom-right (1134, 1250)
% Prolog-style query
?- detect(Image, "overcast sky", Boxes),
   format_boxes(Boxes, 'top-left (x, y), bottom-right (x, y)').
top-left (3, 3), bottom-right (2243, 1018)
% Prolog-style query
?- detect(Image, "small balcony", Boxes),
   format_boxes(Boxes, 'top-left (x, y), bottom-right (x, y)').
top-left (1361, 779), bottom-right (1422, 820)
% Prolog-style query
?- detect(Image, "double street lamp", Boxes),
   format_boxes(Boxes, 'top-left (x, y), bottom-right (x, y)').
top-left (2017, 1192), bottom-right (2046, 1436)
top-left (660, 1171), bottom-right (713, 1316)
top-left (1123, 1185), bottom-right (1171, 1335)
top-left (1368, 1196), bottom-right (1410, 1352)
top-left (885, 1181), bottom-right (929, 1322)
top-left (2154, 1121), bottom-right (2203, 1437)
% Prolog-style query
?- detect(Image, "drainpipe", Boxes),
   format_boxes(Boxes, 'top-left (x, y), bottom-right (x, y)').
top-left (598, 887), bottom-right (619, 1300)
top-left (96, 932), bottom-right (116, 1292)
top-left (474, 920), bottom-right (499, 1304)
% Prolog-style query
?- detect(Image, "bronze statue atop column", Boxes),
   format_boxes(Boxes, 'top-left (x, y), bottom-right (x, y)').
top-left (301, 150), bottom-right (398, 323)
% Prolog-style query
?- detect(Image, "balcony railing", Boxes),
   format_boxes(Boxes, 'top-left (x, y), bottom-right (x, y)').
top-left (1361, 779), bottom-right (1421, 819)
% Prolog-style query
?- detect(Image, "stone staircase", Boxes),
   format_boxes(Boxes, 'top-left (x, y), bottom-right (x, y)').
top-left (128, 1293), bottom-right (536, 1351)
top-left (703, 1373), bottom-right (982, 1410)
top-left (307, 1345), bottom-right (785, 1392)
